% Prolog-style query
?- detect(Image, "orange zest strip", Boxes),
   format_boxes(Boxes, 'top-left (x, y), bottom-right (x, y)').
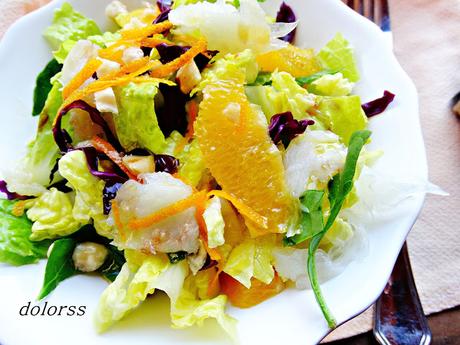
top-left (128, 191), bottom-right (207, 230)
top-left (90, 136), bottom-right (138, 181)
top-left (62, 58), bottom-right (102, 99)
top-left (12, 200), bottom-right (28, 217)
top-left (207, 190), bottom-right (268, 229)
top-left (111, 201), bottom-right (126, 241)
top-left (120, 21), bottom-right (173, 40)
top-left (140, 36), bottom-right (173, 47)
top-left (150, 39), bottom-right (207, 78)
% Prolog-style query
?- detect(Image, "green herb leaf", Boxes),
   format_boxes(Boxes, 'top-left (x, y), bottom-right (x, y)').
top-left (308, 129), bottom-right (371, 328)
top-left (38, 238), bottom-right (77, 300)
top-left (0, 199), bottom-right (51, 266)
top-left (99, 245), bottom-right (126, 282)
top-left (167, 251), bottom-right (188, 264)
top-left (283, 190), bottom-right (325, 246)
top-left (295, 70), bottom-right (338, 87)
top-left (32, 59), bottom-right (62, 116)
top-left (248, 72), bottom-right (272, 86)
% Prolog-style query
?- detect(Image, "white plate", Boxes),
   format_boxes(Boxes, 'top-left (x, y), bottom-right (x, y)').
top-left (0, 0), bottom-right (427, 344)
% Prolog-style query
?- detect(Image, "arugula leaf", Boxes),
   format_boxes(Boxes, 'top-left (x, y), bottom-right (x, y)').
top-left (283, 190), bottom-right (325, 246)
top-left (38, 238), bottom-right (77, 300)
top-left (0, 199), bottom-right (50, 265)
top-left (32, 59), bottom-right (63, 116)
top-left (308, 130), bottom-right (371, 328)
top-left (99, 245), bottom-right (125, 282)
top-left (295, 70), bottom-right (338, 87)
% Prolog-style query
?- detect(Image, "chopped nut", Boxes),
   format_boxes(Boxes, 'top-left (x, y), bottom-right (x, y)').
top-left (72, 242), bottom-right (109, 272)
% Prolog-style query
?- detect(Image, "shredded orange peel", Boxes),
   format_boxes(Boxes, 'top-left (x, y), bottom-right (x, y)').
top-left (120, 21), bottom-right (173, 40)
top-left (207, 190), bottom-right (268, 229)
top-left (62, 58), bottom-right (102, 100)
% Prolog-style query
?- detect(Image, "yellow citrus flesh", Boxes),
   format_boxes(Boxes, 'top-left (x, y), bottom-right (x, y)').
top-left (195, 72), bottom-right (297, 237)
top-left (256, 45), bottom-right (321, 77)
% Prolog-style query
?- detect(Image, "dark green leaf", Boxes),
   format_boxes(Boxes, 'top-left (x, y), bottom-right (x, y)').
top-left (167, 251), bottom-right (188, 264)
top-left (99, 245), bottom-right (125, 282)
top-left (307, 129), bottom-right (371, 328)
top-left (248, 72), bottom-right (272, 86)
top-left (0, 199), bottom-right (51, 266)
top-left (38, 238), bottom-right (77, 300)
top-left (295, 70), bottom-right (339, 87)
top-left (32, 59), bottom-right (63, 116)
top-left (283, 190), bottom-right (325, 246)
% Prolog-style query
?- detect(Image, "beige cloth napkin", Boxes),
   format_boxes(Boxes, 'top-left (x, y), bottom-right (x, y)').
top-left (1, 0), bottom-right (459, 342)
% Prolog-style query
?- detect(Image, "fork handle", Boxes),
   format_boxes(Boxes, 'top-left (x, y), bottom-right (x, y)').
top-left (374, 242), bottom-right (432, 345)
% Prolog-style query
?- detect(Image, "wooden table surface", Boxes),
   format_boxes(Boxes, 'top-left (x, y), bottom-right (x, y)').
top-left (329, 307), bottom-right (460, 345)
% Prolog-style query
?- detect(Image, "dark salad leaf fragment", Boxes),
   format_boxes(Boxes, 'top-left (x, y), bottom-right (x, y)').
top-left (276, 2), bottom-right (297, 43)
top-left (32, 59), bottom-right (63, 116)
top-left (38, 238), bottom-right (77, 300)
top-left (156, 83), bottom-right (189, 136)
top-left (154, 154), bottom-right (179, 174)
top-left (99, 244), bottom-right (126, 282)
top-left (167, 251), bottom-right (188, 264)
top-left (361, 90), bottom-right (395, 117)
top-left (268, 111), bottom-right (314, 147)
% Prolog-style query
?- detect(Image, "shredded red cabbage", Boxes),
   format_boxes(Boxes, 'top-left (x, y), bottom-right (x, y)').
top-left (0, 180), bottom-right (29, 200)
top-left (53, 100), bottom-right (121, 153)
top-left (154, 154), bottom-right (179, 174)
top-left (269, 112), bottom-right (314, 147)
top-left (103, 182), bottom-right (123, 215)
top-left (156, 83), bottom-right (189, 136)
top-left (157, 0), bottom-right (172, 12)
top-left (276, 2), bottom-right (297, 43)
top-left (156, 43), bottom-right (190, 64)
top-left (82, 147), bottom-right (128, 184)
top-left (362, 90), bottom-right (395, 117)
top-left (194, 50), bottom-right (218, 71)
top-left (153, 9), bottom-right (170, 24)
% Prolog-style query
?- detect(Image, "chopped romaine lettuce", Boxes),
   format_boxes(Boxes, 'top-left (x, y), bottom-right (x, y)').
top-left (44, 2), bottom-right (101, 50)
top-left (113, 82), bottom-right (167, 153)
top-left (309, 72), bottom-right (354, 97)
top-left (0, 199), bottom-right (50, 266)
top-left (27, 188), bottom-right (80, 241)
top-left (317, 33), bottom-right (360, 83)
top-left (203, 197), bottom-right (225, 248)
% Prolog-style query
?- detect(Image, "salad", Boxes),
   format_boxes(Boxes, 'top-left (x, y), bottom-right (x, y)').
top-left (0, 0), bottom-right (397, 340)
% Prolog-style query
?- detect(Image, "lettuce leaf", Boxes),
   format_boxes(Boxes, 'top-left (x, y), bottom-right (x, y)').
top-left (317, 95), bottom-right (368, 144)
top-left (223, 237), bottom-right (274, 288)
top-left (3, 79), bottom-right (63, 196)
top-left (317, 33), bottom-right (360, 83)
top-left (58, 150), bottom-right (111, 237)
top-left (26, 188), bottom-right (80, 241)
top-left (0, 199), bottom-right (50, 265)
top-left (95, 251), bottom-right (236, 340)
top-left (245, 71), bottom-right (317, 122)
top-left (203, 197), bottom-right (225, 248)
top-left (309, 72), bottom-right (354, 97)
top-left (44, 2), bottom-right (101, 51)
top-left (114, 82), bottom-right (167, 153)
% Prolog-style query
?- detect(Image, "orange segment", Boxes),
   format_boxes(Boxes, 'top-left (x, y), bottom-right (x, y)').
top-left (220, 272), bottom-right (285, 308)
top-left (195, 72), bottom-right (298, 236)
top-left (256, 44), bottom-right (321, 77)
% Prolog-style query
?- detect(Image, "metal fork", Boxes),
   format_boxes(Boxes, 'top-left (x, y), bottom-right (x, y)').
top-left (343, 1), bottom-right (432, 344)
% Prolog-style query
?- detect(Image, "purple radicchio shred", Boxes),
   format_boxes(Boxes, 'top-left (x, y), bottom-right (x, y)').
top-left (194, 50), bottom-right (218, 71)
top-left (156, 83), bottom-right (189, 136)
top-left (276, 2), bottom-right (297, 43)
top-left (157, 0), bottom-right (172, 12)
top-left (156, 43), bottom-right (190, 64)
top-left (0, 180), bottom-right (29, 200)
top-left (268, 111), bottom-right (314, 147)
top-left (141, 46), bottom-right (153, 57)
top-left (154, 154), bottom-right (179, 174)
top-left (153, 8), bottom-right (170, 24)
top-left (103, 182), bottom-right (123, 215)
top-left (362, 90), bottom-right (396, 117)
top-left (53, 100), bottom-right (122, 153)
top-left (82, 147), bottom-right (128, 184)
